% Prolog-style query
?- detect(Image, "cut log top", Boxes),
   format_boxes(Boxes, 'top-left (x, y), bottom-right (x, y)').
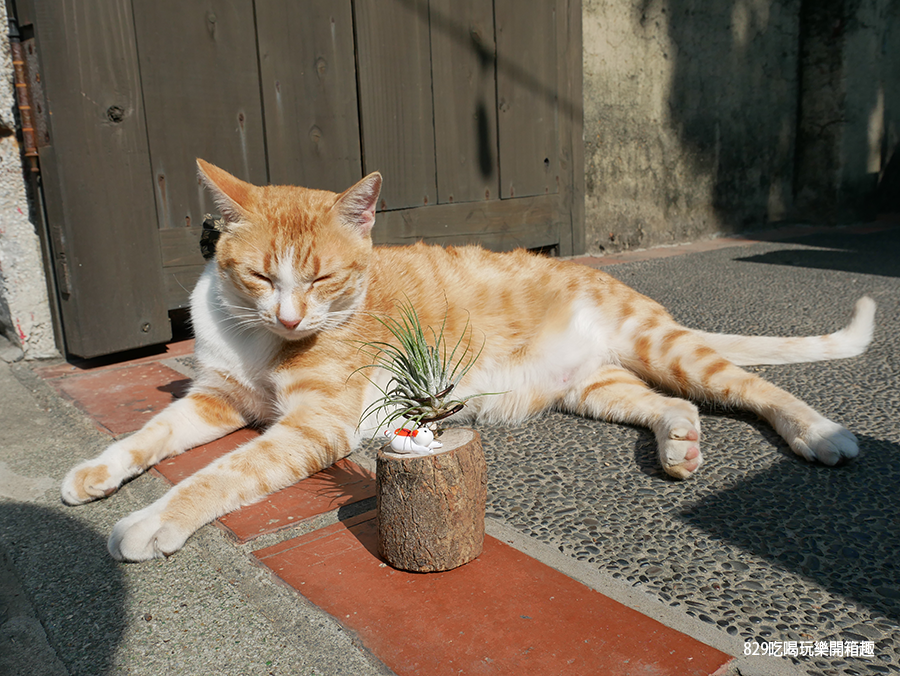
top-left (381, 427), bottom-right (476, 460)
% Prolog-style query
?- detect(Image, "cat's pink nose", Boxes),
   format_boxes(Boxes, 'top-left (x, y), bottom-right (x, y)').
top-left (279, 317), bottom-right (300, 330)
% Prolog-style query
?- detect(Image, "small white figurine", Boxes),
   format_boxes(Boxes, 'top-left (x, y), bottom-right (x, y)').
top-left (385, 426), bottom-right (443, 455)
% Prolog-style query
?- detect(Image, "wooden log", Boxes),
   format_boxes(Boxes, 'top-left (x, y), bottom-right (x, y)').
top-left (376, 428), bottom-right (486, 572)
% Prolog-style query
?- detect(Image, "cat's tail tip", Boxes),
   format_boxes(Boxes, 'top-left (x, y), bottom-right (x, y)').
top-left (841, 295), bottom-right (877, 356)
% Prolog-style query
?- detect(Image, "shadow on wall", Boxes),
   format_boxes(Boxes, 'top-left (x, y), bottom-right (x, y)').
top-left (0, 503), bottom-right (126, 675)
top-left (678, 433), bottom-right (900, 626)
top-left (657, 0), bottom-right (799, 230)
top-left (640, 0), bottom-right (894, 230)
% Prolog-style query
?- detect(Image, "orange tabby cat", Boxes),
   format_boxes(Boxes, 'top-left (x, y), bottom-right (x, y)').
top-left (61, 160), bottom-right (876, 561)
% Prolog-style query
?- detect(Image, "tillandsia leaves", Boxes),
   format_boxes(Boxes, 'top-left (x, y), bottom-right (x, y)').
top-left (354, 300), bottom-right (496, 433)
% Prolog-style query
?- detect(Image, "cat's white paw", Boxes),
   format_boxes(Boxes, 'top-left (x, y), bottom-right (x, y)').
top-left (61, 459), bottom-right (122, 505)
top-left (108, 503), bottom-right (190, 562)
top-left (658, 416), bottom-right (703, 480)
top-left (790, 419), bottom-right (859, 466)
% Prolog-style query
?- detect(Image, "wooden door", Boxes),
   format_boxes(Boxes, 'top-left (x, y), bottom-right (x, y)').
top-left (22, 0), bottom-right (583, 357)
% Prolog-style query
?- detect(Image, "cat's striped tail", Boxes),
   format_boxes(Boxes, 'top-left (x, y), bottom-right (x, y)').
top-left (695, 296), bottom-right (876, 366)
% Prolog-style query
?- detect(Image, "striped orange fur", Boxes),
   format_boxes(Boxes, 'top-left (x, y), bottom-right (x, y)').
top-left (61, 161), bottom-right (877, 561)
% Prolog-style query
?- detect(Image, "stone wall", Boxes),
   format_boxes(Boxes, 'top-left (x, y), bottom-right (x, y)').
top-left (0, 2), bottom-right (56, 360)
top-left (583, 0), bottom-right (900, 254)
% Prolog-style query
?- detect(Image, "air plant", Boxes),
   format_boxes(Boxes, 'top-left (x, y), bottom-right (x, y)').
top-left (355, 300), bottom-right (496, 435)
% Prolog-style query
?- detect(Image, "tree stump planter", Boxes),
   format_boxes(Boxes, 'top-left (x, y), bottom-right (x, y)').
top-left (376, 428), bottom-right (486, 572)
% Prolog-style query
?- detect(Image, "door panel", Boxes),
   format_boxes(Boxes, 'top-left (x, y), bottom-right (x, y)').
top-left (27, 0), bottom-right (170, 358)
top-left (354, 0), bottom-right (437, 210)
top-left (496, 0), bottom-right (560, 199)
top-left (256, 0), bottom-right (362, 191)
top-left (132, 0), bottom-right (268, 232)
top-left (430, 0), bottom-right (500, 204)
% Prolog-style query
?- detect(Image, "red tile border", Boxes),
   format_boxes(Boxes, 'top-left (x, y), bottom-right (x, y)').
top-left (155, 429), bottom-right (376, 543)
top-left (254, 513), bottom-right (733, 676)
top-left (46, 362), bottom-right (190, 435)
top-left (217, 459), bottom-right (375, 543)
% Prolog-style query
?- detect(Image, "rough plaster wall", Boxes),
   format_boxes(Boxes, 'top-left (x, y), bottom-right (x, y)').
top-left (795, 0), bottom-right (899, 220)
top-left (582, 0), bottom-right (799, 254)
top-left (0, 3), bottom-right (57, 359)
top-left (878, 0), bottom-right (900, 212)
top-left (840, 0), bottom-right (900, 212)
top-left (793, 0), bottom-right (846, 220)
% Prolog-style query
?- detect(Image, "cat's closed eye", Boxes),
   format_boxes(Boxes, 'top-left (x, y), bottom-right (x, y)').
top-left (249, 270), bottom-right (273, 286)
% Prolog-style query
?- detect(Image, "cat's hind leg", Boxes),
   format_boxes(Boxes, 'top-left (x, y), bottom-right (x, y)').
top-left (61, 390), bottom-right (246, 505)
top-left (561, 365), bottom-right (704, 479)
top-left (627, 330), bottom-right (859, 467)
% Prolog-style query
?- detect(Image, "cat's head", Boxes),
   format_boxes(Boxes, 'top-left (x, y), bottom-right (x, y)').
top-left (197, 159), bottom-right (381, 340)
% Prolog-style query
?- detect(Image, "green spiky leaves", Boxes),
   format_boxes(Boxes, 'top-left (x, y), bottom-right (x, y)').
top-left (355, 300), bottom-right (496, 433)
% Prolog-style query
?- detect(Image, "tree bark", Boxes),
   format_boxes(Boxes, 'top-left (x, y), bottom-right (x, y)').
top-left (376, 428), bottom-right (486, 572)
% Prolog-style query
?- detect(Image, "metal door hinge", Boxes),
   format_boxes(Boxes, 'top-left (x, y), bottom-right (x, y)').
top-left (8, 19), bottom-right (49, 171)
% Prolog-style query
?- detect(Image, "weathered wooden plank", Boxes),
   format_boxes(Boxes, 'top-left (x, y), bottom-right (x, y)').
top-left (354, 0), bottom-right (436, 210)
top-left (256, 0), bottom-right (362, 190)
top-left (132, 1), bottom-right (267, 231)
top-left (30, 0), bottom-right (170, 357)
top-left (429, 0), bottom-right (499, 204)
top-left (372, 193), bottom-right (563, 251)
top-left (391, 225), bottom-right (560, 253)
top-left (495, 0), bottom-right (560, 199)
top-left (159, 227), bottom-right (205, 268)
top-left (163, 191), bottom-right (563, 263)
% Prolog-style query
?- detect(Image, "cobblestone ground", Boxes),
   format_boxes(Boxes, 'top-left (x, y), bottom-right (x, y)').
top-left (478, 229), bottom-right (900, 676)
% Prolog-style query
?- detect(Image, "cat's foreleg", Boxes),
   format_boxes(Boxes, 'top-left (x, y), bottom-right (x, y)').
top-left (561, 366), bottom-right (703, 479)
top-left (107, 416), bottom-right (352, 561)
top-left (61, 391), bottom-right (246, 505)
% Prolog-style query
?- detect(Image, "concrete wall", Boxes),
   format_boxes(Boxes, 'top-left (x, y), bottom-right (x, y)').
top-left (583, 0), bottom-right (900, 254)
top-left (795, 0), bottom-right (900, 220)
top-left (836, 0), bottom-right (900, 216)
top-left (0, 2), bottom-right (56, 360)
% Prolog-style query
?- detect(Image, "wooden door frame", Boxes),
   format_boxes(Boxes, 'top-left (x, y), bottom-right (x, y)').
top-left (18, 0), bottom-right (583, 358)
top-left (16, 0), bottom-right (171, 358)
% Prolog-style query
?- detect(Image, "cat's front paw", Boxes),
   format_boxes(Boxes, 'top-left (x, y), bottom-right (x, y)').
top-left (791, 419), bottom-right (859, 466)
top-left (108, 504), bottom-right (190, 562)
top-left (61, 460), bottom-right (121, 505)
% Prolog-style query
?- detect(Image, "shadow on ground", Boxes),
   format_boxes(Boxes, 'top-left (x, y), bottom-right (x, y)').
top-left (0, 503), bottom-right (126, 675)
top-left (677, 433), bottom-right (900, 625)
top-left (736, 228), bottom-right (900, 278)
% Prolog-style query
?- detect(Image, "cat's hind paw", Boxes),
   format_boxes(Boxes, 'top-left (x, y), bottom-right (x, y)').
top-left (658, 419), bottom-right (703, 480)
top-left (791, 420), bottom-right (859, 466)
top-left (108, 505), bottom-right (190, 562)
top-left (61, 461), bottom-right (121, 505)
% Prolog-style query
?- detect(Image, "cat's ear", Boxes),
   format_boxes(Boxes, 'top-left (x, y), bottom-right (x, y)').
top-left (332, 172), bottom-right (382, 236)
top-left (196, 159), bottom-right (254, 225)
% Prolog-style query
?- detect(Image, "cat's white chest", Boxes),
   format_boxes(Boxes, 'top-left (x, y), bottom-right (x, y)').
top-left (189, 264), bottom-right (283, 419)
